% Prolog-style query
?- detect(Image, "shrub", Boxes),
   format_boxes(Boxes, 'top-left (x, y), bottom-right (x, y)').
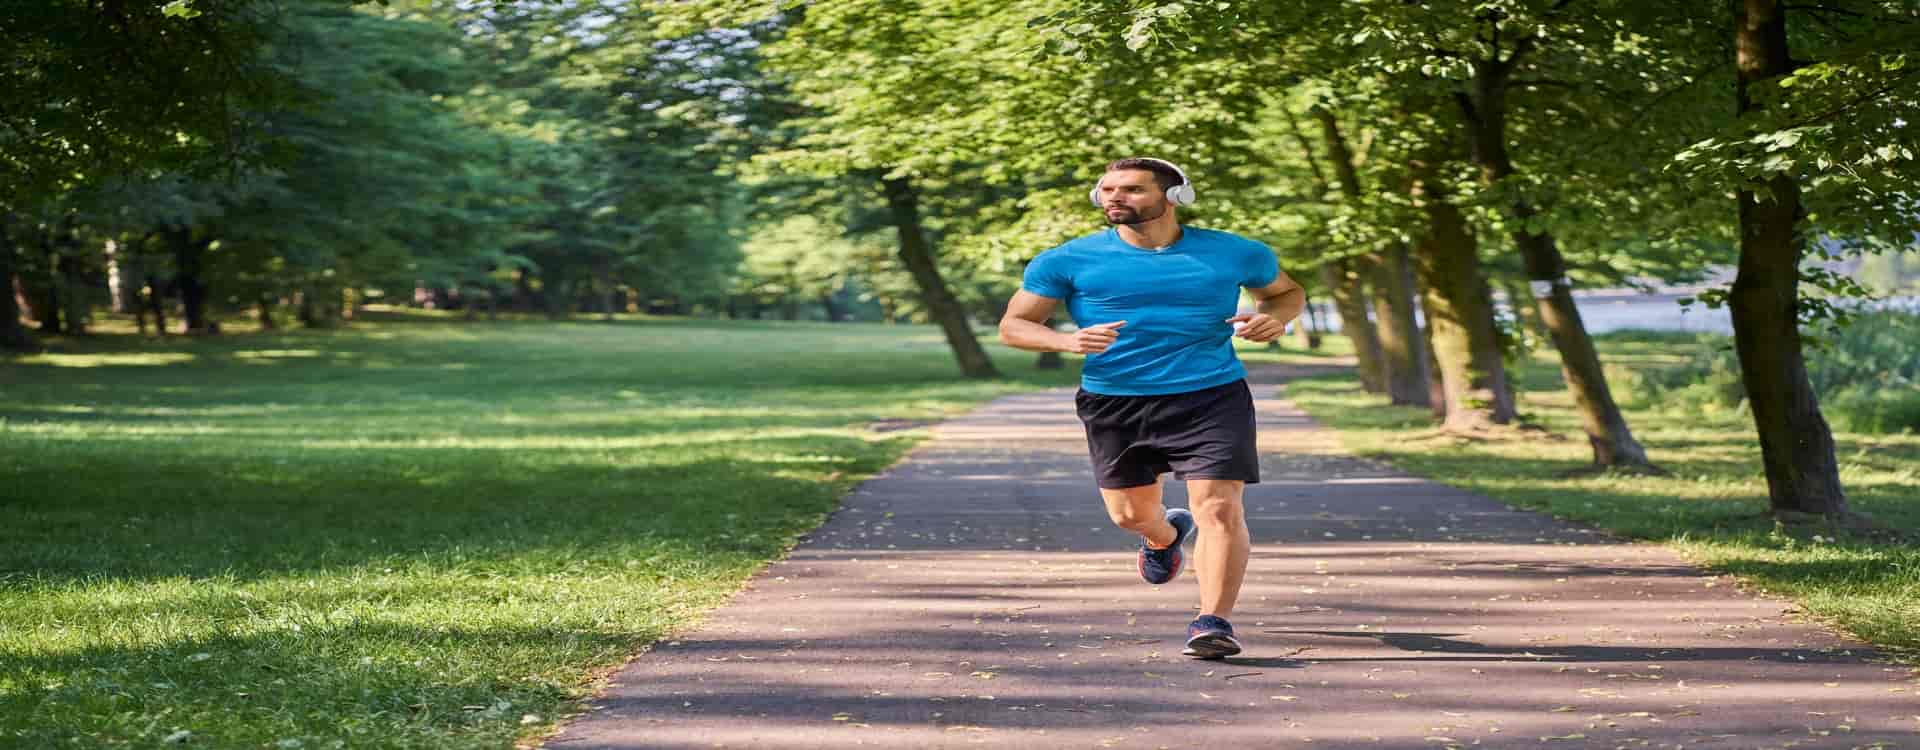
top-left (1626, 311), bottom-right (1919, 429)
top-left (1826, 385), bottom-right (1920, 435)
top-left (1806, 311), bottom-right (1920, 394)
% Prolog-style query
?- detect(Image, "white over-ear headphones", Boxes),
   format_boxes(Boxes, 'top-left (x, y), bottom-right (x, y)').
top-left (1090, 157), bottom-right (1196, 208)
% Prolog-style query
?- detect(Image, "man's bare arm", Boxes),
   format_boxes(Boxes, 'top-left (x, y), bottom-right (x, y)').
top-left (1252, 271), bottom-right (1306, 326)
top-left (1225, 272), bottom-right (1306, 343)
top-left (998, 290), bottom-right (1126, 354)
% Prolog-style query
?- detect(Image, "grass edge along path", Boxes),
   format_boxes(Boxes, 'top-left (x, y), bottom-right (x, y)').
top-left (0, 316), bottom-right (1081, 750)
top-left (1280, 338), bottom-right (1919, 665)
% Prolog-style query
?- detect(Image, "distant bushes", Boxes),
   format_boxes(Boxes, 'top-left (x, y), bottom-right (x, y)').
top-left (1615, 311), bottom-right (1920, 434)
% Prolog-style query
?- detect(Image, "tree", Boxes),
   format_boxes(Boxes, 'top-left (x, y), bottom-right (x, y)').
top-left (0, 0), bottom-right (301, 208)
top-left (1312, 107), bottom-right (1429, 406)
top-left (1669, 1), bottom-right (1920, 520)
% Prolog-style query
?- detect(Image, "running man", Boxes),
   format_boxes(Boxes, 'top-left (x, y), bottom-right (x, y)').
top-left (998, 157), bottom-right (1305, 658)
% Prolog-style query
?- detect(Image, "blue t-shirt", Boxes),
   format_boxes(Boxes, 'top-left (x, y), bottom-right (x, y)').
top-left (1022, 227), bottom-right (1280, 396)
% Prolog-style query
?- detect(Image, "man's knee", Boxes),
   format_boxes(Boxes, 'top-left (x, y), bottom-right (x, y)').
top-left (1188, 489), bottom-right (1246, 530)
top-left (1107, 503), bottom-right (1159, 531)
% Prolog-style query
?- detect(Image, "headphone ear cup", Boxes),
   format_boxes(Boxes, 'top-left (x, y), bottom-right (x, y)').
top-left (1090, 184), bottom-right (1103, 208)
top-left (1167, 184), bottom-right (1194, 206)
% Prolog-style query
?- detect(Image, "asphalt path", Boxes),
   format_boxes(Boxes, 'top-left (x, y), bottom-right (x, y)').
top-left (546, 364), bottom-right (1916, 750)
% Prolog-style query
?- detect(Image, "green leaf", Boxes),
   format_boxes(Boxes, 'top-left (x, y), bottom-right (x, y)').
top-left (159, 0), bottom-right (201, 19)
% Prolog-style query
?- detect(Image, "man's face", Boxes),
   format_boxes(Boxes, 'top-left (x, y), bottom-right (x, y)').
top-left (1096, 169), bottom-right (1169, 226)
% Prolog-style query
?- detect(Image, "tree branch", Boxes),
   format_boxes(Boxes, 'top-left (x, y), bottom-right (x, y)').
top-left (1282, 108), bottom-right (1331, 196)
top-left (1452, 90), bottom-right (1479, 127)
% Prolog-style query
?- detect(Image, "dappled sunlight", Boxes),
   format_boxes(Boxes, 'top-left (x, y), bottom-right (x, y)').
top-left (1287, 335), bottom-right (1919, 665)
top-left (229, 348), bottom-right (327, 360)
top-left (15, 351), bottom-right (199, 368)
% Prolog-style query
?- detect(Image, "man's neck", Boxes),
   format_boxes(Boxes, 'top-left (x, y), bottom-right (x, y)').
top-left (1116, 218), bottom-right (1182, 250)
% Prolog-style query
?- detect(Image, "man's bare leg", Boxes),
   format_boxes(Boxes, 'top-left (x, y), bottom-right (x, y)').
top-left (1100, 480), bottom-right (1178, 548)
top-left (1187, 479), bottom-right (1250, 618)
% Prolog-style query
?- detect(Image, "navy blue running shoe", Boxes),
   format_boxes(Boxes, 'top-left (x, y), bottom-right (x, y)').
top-left (1183, 615), bottom-right (1242, 659)
top-left (1137, 507), bottom-right (1195, 584)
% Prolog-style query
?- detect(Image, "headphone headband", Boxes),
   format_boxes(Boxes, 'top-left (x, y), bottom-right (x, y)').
top-left (1091, 157), bottom-right (1196, 208)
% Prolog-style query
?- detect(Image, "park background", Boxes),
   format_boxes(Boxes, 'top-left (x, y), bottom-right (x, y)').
top-left (3, 1), bottom-right (1917, 747)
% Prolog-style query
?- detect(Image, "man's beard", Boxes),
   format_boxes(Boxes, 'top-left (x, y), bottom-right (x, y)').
top-left (1105, 203), bottom-right (1166, 226)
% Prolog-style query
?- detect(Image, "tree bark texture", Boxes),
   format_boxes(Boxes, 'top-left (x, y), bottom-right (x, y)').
top-left (881, 176), bottom-right (999, 379)
top-left (1410, 174), bottom-right (1516, 430)
top-left (1732, 0), bottom-right (1847, 516)
top-left (1461, 53), bottom-right (1651, 467)
top-left (1422, 323), bottom-right (1447, 420)
top-left (1321, 262), bottom-right (1384, 392)
top-left (1369, 245), bottom-right (1432, 407)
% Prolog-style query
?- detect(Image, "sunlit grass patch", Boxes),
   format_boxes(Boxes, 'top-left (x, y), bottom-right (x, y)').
top-left (0, 316), bottom-right (1078, 748)
top-left (1286, 334), bottom-right (1919, 661)
top-left (16, 351), bottom-right (201, 368)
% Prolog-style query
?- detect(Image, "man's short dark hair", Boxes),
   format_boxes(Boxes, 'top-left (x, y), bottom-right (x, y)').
top-left (1106, 158), bottom-right (1185, 192)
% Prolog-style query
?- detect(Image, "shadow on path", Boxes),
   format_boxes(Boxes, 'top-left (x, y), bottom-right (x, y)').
top-left (546, 364), bottom-right (1916, 750)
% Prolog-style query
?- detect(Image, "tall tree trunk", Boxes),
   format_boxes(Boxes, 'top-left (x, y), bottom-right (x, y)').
top-left (1322, 262), bottom-right (1384, 391)
top-left (1310, 110), bottom-right (1395, 394)
top-left (1460, 52), bottom-right (1653, 469)
top-left (54, 250), bottom-right (83, 335)
top-left (0, 217), bottom-right (37, 352)
top-left (1295, 301), bottom-right (1321, 349)
top-left (31, 229), bottom-right (62, 334)
top-left (880, 176), bottom-right (999, 379)
top-left (1422, 323), bottom-right (1447, 420)
top-left (514, 269), bottom-right (536, 312)
top-left (1411, 165), bottom-right (1515, 431)
top-left (146, 272), bottom-right (169, 336)
top-left (820, 289), bottom-right (844, 322)
top-left (107, 239), bottom-right (132, 314)
top-left (599, 271), bottom-right (617, 322)
top-left (1732, 0), bottom-right (1846, 517)
top-left (298, 288), bottom-right (319, 328)
top-left (169, 226), bottom-right (212, 334)
top-left (257, 293), bottom-right (278, 331)
top-left (56, 223), bottom-right (89, 336)
top-left (544, 278), bottom-right (570, 320)
top-left (1369, 244), bottom-right (1432, 406)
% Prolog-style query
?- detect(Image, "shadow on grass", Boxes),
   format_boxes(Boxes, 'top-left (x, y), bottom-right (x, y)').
top-left (1, 440), bottom-right (896, 588)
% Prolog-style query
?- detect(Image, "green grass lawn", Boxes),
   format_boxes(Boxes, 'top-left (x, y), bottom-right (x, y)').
top-left (0, 312), bottom-right (1078, 749)
top-left (1283, 331), bottom-right (1919, 661)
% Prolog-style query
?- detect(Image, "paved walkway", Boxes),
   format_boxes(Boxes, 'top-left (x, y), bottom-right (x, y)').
top-left (547, 365), bottom-right (1916, 749)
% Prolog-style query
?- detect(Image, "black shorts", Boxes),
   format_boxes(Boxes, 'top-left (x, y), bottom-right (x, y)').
top-left (1074, 379), bottom-right (1260, 489)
